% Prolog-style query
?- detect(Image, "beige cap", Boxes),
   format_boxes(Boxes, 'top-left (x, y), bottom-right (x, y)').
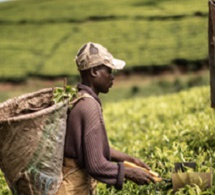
top-left (75, 42), bottom-right (126, 71)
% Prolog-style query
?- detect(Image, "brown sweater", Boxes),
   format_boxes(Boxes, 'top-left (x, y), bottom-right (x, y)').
top-left (64, 83), bottom-right (125, 189)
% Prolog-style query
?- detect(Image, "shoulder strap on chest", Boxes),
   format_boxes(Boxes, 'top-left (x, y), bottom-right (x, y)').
top-left (70, 93), bottom-right (94, 105)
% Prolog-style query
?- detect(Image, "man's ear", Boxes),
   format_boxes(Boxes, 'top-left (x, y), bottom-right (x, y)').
top-left (90, 67), bottom-right (98, 77)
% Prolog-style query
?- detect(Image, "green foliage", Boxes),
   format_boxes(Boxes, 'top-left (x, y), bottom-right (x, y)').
top-left (0, 85), bottom-right (214, 194)
top-left (0, 0), bottom-right (208, 80)
top-left (52, 86), bottom-right (77, 104)
top-left (0, 0), bottom-right (207, 21)
top-left (100, 86), bottom-right (215, 194)
top-left (0, 171), bottom-right (11, 195)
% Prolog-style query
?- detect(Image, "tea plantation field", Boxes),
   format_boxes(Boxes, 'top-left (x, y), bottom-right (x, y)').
top-left (0, 0), bottom-right (208, 81)
top-left (0, 85), bottom-right (214, 194)
top-left (99, 86), bottom-right (215, 194)
top-left (0, 0), bottom-right (213, 194)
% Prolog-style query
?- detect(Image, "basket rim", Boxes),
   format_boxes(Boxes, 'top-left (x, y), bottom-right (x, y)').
top-left (0, 88), bottom-right (54, 108)
top-left (0, 87), bottom-right (68, 123)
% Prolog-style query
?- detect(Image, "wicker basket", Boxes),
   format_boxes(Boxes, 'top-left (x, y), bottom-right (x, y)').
top-left (0, 88), bottom-right (69, 195)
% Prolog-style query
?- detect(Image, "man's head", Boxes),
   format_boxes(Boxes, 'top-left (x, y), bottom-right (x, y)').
top-left (75, 42), bottom-right (126, 71)
top-left (75, 42), bottom-right (126, 94)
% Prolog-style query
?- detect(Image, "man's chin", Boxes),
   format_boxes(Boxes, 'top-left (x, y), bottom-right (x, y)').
top-left (101, 89), bottom-right (110, 94)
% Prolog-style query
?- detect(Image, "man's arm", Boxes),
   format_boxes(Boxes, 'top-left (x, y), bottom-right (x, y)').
top-left (110, 147), bottom-right (133, 162)
top-left (110, 147), bottom-right (151, 170)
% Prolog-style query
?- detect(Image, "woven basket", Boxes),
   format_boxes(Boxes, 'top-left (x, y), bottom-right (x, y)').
top-left (0, 88), bottom-right (69, 195)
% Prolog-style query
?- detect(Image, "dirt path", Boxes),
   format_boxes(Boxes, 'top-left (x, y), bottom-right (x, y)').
top-left (0, 69), bottom-right (209, 102)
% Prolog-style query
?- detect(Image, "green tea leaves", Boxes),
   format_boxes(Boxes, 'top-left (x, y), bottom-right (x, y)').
top-left (52, 86), bottom-right (77, 104)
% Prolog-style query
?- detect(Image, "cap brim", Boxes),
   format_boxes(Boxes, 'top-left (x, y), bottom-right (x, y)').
top-left (112, 58), bottom-right (126, 70)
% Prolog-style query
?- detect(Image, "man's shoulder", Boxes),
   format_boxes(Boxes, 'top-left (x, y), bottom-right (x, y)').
top-left (72, 93), bottom-right (99, 109)
top-left (70, 94), bottom-right (101, 121)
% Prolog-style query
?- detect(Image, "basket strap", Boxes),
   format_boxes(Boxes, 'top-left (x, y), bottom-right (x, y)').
top-left (70, 93), bottom-right (94, 105)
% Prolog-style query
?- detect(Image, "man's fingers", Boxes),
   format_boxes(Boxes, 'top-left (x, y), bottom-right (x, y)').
top-left (144, 174), bottom-right (154, 183)
top-left (141, 162), bottom-right (151, 170)
top-left (148, 176), bottom-right (156, 183)
top-left (134, 159), bottom-right (151, 170)
top-left (141, 176), bottom-right (154, 185)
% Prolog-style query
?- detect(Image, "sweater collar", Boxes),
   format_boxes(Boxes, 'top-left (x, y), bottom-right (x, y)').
top-left (77, 83), bottom-right (102, 106)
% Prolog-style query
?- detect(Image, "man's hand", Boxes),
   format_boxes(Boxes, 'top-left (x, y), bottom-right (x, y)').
top-left (124, 161), bottom-right (161, 182)
top-left (110, 148), bottom-right (151, 170)
top-left (130, 157), bottom-right (151, 170)
top-left (124, 167), bottom-right (155, 185)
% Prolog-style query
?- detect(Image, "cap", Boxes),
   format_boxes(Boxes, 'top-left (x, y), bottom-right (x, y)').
top-left (75, 42), bottom-right (126, 71)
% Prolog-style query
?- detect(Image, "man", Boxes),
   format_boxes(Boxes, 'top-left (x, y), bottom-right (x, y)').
top-left (57, 42), bottom-right (155, 195)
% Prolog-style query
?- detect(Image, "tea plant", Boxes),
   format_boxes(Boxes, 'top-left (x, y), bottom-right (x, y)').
top-left (0, 0), bottom-right (208, 81)
top-left (0, 171), bottom-right (11, 195)
top-left (1, 86), bottom-right (214, 194)
top-left (100, 86), bottom-right (215, 194)
top-left (52, 86), bottom-right (77, 104)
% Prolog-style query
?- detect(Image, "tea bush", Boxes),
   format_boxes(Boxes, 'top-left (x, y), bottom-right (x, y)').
top-left (1, 86), bottom-right (214, 194)
top-left (0, 0), bottom-right (208, 81)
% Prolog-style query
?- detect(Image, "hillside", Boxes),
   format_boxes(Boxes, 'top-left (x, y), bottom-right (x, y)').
top-left (0, 0), bottom-right (208, 81)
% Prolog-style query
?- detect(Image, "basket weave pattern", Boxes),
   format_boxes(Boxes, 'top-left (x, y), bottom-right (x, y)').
top-left (0, 88), bottom-right (69, 195)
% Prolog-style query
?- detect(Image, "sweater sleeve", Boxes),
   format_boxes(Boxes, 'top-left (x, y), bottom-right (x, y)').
top-left (81, 98), bottom-right (125, 189)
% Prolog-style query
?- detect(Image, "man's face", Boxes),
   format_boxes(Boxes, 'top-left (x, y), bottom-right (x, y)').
top-left (93, 65), bottom-right (115, 94)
